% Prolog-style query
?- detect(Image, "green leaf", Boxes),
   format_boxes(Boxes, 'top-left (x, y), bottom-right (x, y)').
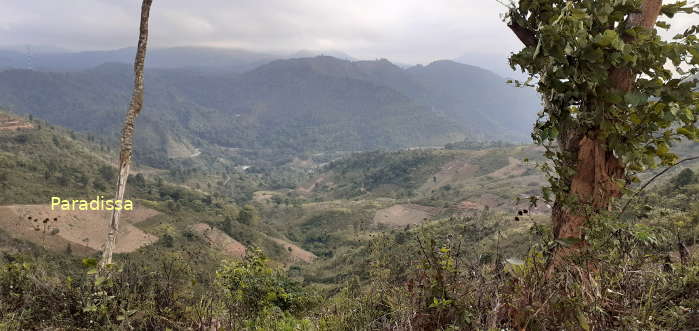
top-left (656, 21), bottom-right (670, 29)
top-left (596, 30), bottom-right (620, 48)
top-left (555, 237), bottom-right (583, 247)
top-left (603, 91), bottom-right (623, 104)
top-left (578, 312), bottom-right (591, 331)
top-left (506, 257), bottom-right (524, 265)
top-left (83, 304), bottom-right (97, 313)
top-left (677, 127), bottom-right (696, 139)
top-left (624, 92), bottom-right (647, 107)
top-left (81, 258), bottom-right (97, 268)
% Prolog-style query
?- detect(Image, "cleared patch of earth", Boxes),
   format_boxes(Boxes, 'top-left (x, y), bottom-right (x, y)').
top-left (190, 223), bottom-right (246, 258)
top-left (0, 204), bottom-right (160, 255)
top-left (253, 191), bottom-right (277, 203)
top-left (0, 115), bottom-right (33, 131)
top-left (166, 135), bottom-right (199, 159)
top-left (269, 237), bottom-right (316, 263)
top-left (486, 157), bottom-right (528, 178)
top-left (373, 204), bottom-right (441, 227)
top-left (418, 159), bottom-right (478, 194)
top-left (296, 175), bottom-right (331, 194)
top-left (290, 157), bottom-right (315, 169)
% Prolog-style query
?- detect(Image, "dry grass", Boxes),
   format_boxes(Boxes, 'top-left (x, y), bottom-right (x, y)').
top-left (0, 204), bottom-right (159, 255)
top-left (373, 204), bottom-right (441, 227)
top-left (189, 223), bottom-right (247, 258)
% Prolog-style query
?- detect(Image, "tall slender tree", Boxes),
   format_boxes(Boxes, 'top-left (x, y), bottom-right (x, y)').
top-left (504, 0), bottom-right (698, 267)
top-left (101, 0), bottom-right (154, 267)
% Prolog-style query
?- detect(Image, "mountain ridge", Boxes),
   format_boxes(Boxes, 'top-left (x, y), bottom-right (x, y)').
top-left (0, 55), bottom-right (540, 167)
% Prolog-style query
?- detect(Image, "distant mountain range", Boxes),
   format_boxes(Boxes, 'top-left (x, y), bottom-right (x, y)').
top-left (454, 53), bottom-right (529, 81)
top-left (0, 46), bottom-right (277, 73)
top-left (0, 50), bottom-right (541, 167)
top-left (0, 46), bottom-right (357, 73)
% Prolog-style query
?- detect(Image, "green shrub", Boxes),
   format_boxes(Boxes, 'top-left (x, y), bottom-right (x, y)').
top-left (216, 248), bottom-right (318, 324)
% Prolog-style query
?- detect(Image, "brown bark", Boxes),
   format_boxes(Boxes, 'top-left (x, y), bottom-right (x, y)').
top-left (549, 136), bottom-right (626, 264)
top-left (507, 1), bottom-right (664, 269)
top-left (507, 21), bottom-right (538, 48)
top-left (547, 0), bottom-right (663, 268)
top-left (101, 0), bottom-right (153, 267)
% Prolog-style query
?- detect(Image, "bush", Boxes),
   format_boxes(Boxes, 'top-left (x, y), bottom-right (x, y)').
top-left (673, 168), bottom-right (698, 188)
top-left (216, 248), bottom-right (319, 325)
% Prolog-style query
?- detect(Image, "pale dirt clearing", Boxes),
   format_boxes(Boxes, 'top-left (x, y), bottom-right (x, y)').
top-left (165, 135), bottom-right (199, 159)
top-left (253, 191), bottom-right (277, 203)
top-left (296, 175), bottom-right (331, 194)
top-left (486, 157), bottom-right (528, 178)
top-left (418, 159), bottom-right (478, 193)
top-left (0, 115), bottom-right (33, 131)
top-left (0, 207), bottom-right (94, 256)
top-left (269, 237), bottom-right (316, 263)
top-left (0, 204), bottom-right (159, 255)
top-left (373, 204), bottom-right (441, 227)
top-left (190, 223), bottom-right (246, 258)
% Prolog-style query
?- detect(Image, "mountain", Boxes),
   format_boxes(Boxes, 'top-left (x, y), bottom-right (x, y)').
top-left (406, 60), bottom-right (540, 141)
top-left (0, 58), bottom-right (466, 166)
top-left (232, 56), bottom-right (540, 141)
top-left (454, 52), bottom-right (529, 80)
top-left (290, 49), bottom-right (355, 61)
top-left (0, 55), bottom-right (540, 167)
top-left (0, 46), bottom-right (277, 72)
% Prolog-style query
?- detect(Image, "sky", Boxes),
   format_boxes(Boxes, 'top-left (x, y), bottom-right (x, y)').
top-left (0, 1), bottom-right (696, 71)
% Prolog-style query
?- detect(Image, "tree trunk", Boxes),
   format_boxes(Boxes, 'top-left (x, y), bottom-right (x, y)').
top-left (101, 0), bottom-right (153, 267)
top-left (549, 135), bottom-right (625, 263)
top-left (548, 0), bottom-right (662, 268)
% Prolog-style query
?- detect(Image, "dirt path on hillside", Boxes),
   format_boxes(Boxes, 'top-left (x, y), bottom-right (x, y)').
top-left (296, 175), bottom-right (329, 194)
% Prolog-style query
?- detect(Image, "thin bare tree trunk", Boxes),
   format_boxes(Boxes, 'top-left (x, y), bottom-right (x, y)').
top-left (101, 0), bottom-right (153, 267)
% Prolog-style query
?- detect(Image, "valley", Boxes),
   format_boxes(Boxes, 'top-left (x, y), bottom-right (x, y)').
top-left (0, 11), bottom-right (697, 326)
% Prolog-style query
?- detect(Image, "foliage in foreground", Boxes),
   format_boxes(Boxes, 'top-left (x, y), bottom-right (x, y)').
top-left (0, 250), bottom-right (318, 330)
top-left (2, 208), bottom-right (697, 330)
top-left (1, 168), bottom-right (698, 330)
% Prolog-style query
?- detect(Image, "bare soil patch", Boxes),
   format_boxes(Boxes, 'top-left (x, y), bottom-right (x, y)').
top-left (269, 237), bottom-right (316, 263)
top-left (253, 191), bottom-right (277, 203)
top-left (0, 116), bottom-right (33, 131)
top-left (486, 157), bottom-right (527, 178)
top-left (165, 136), bottom-right (198, 159)
top-left (0, 204), bottom-right (159, 255)
top-left (373, 204), bottom-right (440, 227)
top-left (419, 159), bottom-right (478, 193)
top-left (296, 175), bottom-right (331, 194)
top-left (190, 223), bottom-right (246, 258)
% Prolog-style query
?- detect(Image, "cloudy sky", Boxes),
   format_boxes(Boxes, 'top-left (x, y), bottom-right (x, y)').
top-left (0, 1), bottom-right (695, 71)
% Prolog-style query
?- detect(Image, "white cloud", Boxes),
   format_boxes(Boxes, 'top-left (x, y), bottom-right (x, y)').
top-left (0, 1), bottom-right (695, 65)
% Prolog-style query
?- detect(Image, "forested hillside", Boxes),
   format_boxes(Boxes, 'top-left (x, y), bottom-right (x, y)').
top-left (0, 55), bottom-right (540, 168)
top-left (1, 0), bottom-right (698, 329)
top-left (2, 113), bottom-right (697, 328)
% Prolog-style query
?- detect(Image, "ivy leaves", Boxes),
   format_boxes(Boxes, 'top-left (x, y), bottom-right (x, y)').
top-left (506, 0), bottom-right (698, 202)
